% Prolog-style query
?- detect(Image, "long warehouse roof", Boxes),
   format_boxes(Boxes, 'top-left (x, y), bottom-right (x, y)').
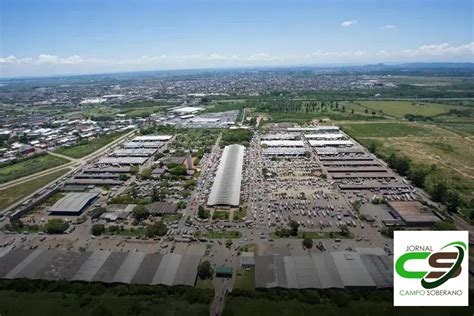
top-left (255, 249), bottom-right (392, 289)
top-left (261, 140), bottom-right (305, 147)
top-left (287, 126), bottom-right (339, 132)
top-left (207, 144), bottom-right (245, 206)
top-left (132, 135), bottom-right (172, 142)
top-left (0, 249), bottom-right (200, 286)
top-left (304, 133), bottom-right (345, 139)
top-left (49, 192), bottom-right (99, 214)
top-left (309, 140), bottom-right (353, 147)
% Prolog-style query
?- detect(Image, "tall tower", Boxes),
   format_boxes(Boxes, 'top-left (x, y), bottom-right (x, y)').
top-left (186, 151), bottom-right (193, 170)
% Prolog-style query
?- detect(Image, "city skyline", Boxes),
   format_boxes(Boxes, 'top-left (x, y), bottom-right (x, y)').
top-left (1, 0), bottom-right (473, 77)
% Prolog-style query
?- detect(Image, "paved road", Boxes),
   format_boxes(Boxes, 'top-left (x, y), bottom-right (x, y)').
top-left (0, 130), bottom-right (136, 191)
top-left (178, 133), bottom-right (222, 231)
top-left (1, 129), bottom-right (137, 214)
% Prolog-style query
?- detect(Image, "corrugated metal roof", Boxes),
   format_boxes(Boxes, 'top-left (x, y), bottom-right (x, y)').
top-left (0, 249), bottom-right (199, 287)
top-left (207, 144), bottom-right (245, 207)
top-left (49, 192), bottom-right (99, 214)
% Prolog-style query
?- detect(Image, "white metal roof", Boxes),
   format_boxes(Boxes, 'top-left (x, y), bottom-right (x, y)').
top-left (98, 157), bottom-right (147, 165)
top-left (49, 192), bottom-right (99, 214)
top-left (172, 106), bottom-right (204, 113)
top-left (304, 133), bottom-right (345, 139)
top-left (287, 126), bottom-right (340, 132)
top-left (207, 144), bottom-right (245, 206)
top-left (132, 135), bottom-right (172, 142)
top-left (261, 140), bottom-right (304, 147)
top-left (308, 140), bottom-right (353, 147)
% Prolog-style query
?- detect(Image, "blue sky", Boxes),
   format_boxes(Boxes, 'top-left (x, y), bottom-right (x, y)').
top-left (0, 0), bottom-right (473, 77)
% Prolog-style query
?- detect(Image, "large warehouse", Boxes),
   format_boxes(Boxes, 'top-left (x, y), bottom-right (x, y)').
top-left (49, 192), bottom-right (99, 216)
top-left (255, 248), bottom-right (392, 289)
top-left (207, 144), bottom-right (245, 207)
top-left (0, 248), bottom-right (200, 287)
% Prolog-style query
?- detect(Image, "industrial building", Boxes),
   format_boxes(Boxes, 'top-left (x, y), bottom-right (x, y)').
top-left (304, 133), bottom-right (345, 140)
top-left (110, 148), bottom-right (157, 157)
top-left (261, 140), bottom-right (304, 147)
top-left (261, 133), bottom-right (300, 140)
top-left (308, 140), bottom-right (353, 147)
top-left (97, 157), bottom-right (147, 165)
top-left (262, 147), bottom-right (307, 156)
top-left (0, 248), bottom-right (200, 286)
top-left (387, 201), bottom-right (441, 226)
top-left (123, 141), bottom-right (163, 149)
top-left (255, 248), bottom-right (392, 289)
top-left (207, 144), bottom-right (245, 207)
top-left (49, 192), bottom-right (99, 216)
top-left (131, 135), bottom-right (173, 142)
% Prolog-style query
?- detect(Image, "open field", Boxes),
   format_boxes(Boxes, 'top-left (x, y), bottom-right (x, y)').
top-left (0, 168), bottom-right (69, 209)
top-left (435, 122), bottom-right (474, 136)
top-left (358, 101), bottom-right (457, 118)
top-left (234, 268), bottom-right (255, 290)
top-left (54, 131), bottom-right (127, 158)
top-left (0, 153), bottom-right (68, 184)
top-left (342, 121), bottom-right (474, 217)
top-left (373, 136), bottom-right (474, 204)
top-left (341, 122), bottom-right (442, 137)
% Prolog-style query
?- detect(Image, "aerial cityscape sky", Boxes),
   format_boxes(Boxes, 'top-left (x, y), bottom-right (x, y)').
top-left (0, 0), bottom-right (473, 77)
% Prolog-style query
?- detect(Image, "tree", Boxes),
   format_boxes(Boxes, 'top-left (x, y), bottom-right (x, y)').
top-left (197, 260), bottom-right (213, 279)
top-left (108, 225), bottom-right (119, 234)
top-left (368, 141), bottom-right (377, 154)
top-left (140, 168), bottom-right (152, 180)
top-left (387, 153), bottom-right (411, 176)
top-left (198, 205), bottom-right (210, 219)
top-left (275, 227), bottom-right (291, 238)
top-left (44, 219), bottom-right (69, 234)
top-left (132, 204), bottom-right (149, 220)
top-left (410, 168), bottom-right (428, 188)
top-left (90, 207), bottom-right (107, 219)
top-left (130, 165), bottom-right (139, 175)
top-left (145, 221), bottom-right (167, 238)
top-left (302, 237), bottom-right (313, 249)
top-left (431, 181), bottom-right (448, 203)
top-left (289, 220), bottom-right (299, 236)
top-left (127, 302), bottom-right (144, 316)
top-left (170, 165), bottom-right (187, 176)
top-left (225, 239), bottom-right (233, 248)
top-left (118, 174), bottom-right (129, 181)
top-left (445, 190), bottom-right (460, 213)
top-left (91, 224), bottom-right (105, 236)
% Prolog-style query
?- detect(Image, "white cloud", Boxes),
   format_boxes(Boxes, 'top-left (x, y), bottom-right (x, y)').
top-left (1, 42), bottom-right (473, 77)
top-left (383, 24), bottom-right (397, 29)
top-left (340, 20), bottom-right (358, 27)
top-left (377, 42), bottom-right (474, 59)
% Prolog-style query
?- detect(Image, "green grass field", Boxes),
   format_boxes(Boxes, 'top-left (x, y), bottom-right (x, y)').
top-left (212, 210), bottom-right (230, 220)
top-left (0, 290), bottom-right (210, 316)
top-left (55, 132), bottom-right (127, 158)
top-left (358, 101), bottom-right (456, 117)
top-left (435, 122), bottom-right (474, 136)
top-left (0, 169), bottom-right (70, 209)
top-left (341, 122), bottom-right (440, 137)
top-left (0, 154), bottom-right (68, 184)
top-left (234, 268), bottom-right (255, 290)
top-left (194, 230), bottom-right (242, 239)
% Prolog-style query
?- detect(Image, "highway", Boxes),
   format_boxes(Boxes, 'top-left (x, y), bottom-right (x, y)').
top-left (0, 129), bottom-right (137, 214)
